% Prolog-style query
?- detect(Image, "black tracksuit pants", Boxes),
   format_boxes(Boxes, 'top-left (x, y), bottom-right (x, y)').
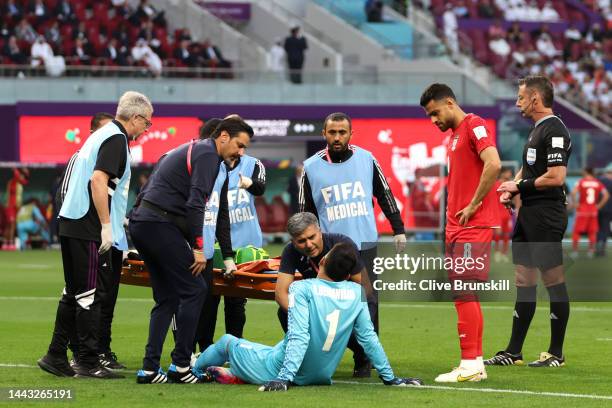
top-left (129, 220), bottom-right (207, 370)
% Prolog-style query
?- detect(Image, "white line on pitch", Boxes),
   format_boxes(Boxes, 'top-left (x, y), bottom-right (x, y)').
top-left (3, 364), bottom-right (611, 401)
top-left (17, 264), bottom-right (52, 269)
top-left (0, 363), bottom-right (37, 368)
top-left (334, 380), bottom-right (612, 400)
top-left (0, 296), bottom-right (611, 313)
top-left (596, 338), bottom-right (612, 341)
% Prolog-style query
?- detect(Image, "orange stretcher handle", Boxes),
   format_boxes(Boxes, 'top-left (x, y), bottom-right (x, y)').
top-left (120, 259), bottom-right (302, 300)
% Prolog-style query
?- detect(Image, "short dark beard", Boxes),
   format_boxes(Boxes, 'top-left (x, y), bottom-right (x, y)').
top-left (327, 145), bottom-right (351, 162)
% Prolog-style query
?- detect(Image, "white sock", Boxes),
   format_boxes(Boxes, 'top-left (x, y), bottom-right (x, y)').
top-left (176, 365), bottom-right (190, 373)
top-left (460, 359), bottom-right (481, 371)
top-left (476, 356), bottom-right (485, 369)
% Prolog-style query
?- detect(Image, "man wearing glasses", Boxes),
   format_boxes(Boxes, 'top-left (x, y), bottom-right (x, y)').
top-left (137, 114), bottom-right (153, 130)
top-left (38, 91), bottom-right (154, 379)
top-left (55, 112), bottom-right (128, 371)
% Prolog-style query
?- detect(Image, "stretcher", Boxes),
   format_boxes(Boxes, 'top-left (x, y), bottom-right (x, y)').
top-left (120, 258), bottom-right (301, 301)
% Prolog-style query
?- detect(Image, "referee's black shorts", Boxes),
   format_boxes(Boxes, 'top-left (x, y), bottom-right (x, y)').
top-left (512, 202), bottom-right (568, 271)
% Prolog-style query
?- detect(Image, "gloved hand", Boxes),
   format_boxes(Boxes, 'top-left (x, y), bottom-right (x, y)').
top-left (223, 258), bottom-right (237, 280)
top-left (382, 376), bottom-right (423, 386)
top-left (99, 223), bottom-right (113, 254)
top-left (258, 379), bottom-right (289, 392)
top-left (238, 173), bottom-right (253, 189)
top-left (393, 233), bottom-right (407, 253)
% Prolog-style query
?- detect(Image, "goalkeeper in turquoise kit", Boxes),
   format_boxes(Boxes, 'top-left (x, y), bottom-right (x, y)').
top-left (193, 242), bottom-right (423, 390)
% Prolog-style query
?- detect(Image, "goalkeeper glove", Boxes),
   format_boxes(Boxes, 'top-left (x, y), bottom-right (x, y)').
top-left (258, 379), bottom-right (289, 392)
top-left (381, 376), bottom-right (423, 386)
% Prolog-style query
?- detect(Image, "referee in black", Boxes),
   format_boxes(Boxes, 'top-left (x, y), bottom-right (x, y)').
top-left (486, 75), bottom-right (572, 368)
top-left (129, 117), bottom-right (253, 384)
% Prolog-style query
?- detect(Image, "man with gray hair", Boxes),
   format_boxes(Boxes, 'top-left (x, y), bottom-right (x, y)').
top-left (275, 212), bottom-right (369, 350)
top-left (38, 91), bottom-right (153, 379)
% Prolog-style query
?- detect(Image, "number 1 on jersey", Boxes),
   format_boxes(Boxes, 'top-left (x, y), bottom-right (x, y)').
top-left (322, 309), bottom-right (340, 352)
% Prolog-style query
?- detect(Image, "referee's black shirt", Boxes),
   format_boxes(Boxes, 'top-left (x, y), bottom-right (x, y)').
top-left (520, 115), bottom-right (572, 205)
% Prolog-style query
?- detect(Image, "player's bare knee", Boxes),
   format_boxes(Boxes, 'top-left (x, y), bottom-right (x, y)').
top-left (541, 266), bottom-right (565, 287)
top-left (515, 266), bottom-right (537, 286)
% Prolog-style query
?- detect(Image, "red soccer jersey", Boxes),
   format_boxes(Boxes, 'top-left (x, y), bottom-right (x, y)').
top-left (6, 169), bottom-right (27, 209)
top-left (446, 113), bottom-right (499, 229)
top-left (576, 177), bottom-right (605, 215)
top-left (6, 178), bottom-right (21, 208)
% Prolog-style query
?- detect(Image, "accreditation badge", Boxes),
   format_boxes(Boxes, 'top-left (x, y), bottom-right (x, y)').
top-left (526, 148), bottom-right (536, 165)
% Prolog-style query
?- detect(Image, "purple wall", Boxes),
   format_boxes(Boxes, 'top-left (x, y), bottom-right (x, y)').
top-left (15, 102), bottom-right (501, 119)
top-left (0, 105), bottom-right (18, 162)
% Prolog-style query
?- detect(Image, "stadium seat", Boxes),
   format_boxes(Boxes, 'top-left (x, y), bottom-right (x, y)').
top-left (105, 16), bottom-right (122, 34)
top-left (0, 0), bottom-right (235, 77)
top-left (92, 3), bottom-right (108, 25)
top-left (60, 23), bottom-right (73, 39)
top-left (254, 196), bottom-right (271, 232)
top-left (554, 3), bottom-right (569, 20)
top-left (73, 2), bottom-right (86, 21)
top-left (465, 29), bottom-right (489, 65)
top-left (267, 196), bottom-right (289, 233)
top-left (428, 0), bottom-right (611, 124)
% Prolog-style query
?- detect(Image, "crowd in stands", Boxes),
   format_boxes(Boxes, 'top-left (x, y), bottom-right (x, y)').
top-left (0, 0), bottom-right (232, 77)
top-left (421, 0), bottom-right (612, 125)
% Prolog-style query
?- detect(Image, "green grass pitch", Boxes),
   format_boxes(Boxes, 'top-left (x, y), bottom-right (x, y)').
top-left (1, 248), bottom-right (611, 407)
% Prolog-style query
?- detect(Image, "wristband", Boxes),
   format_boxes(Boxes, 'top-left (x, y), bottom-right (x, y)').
top-left (517, 178), bottom-right (537, 195)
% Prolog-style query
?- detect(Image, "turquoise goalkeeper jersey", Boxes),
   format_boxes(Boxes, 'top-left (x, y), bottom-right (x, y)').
top-left (228, 278), bottom-right (395, 385)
